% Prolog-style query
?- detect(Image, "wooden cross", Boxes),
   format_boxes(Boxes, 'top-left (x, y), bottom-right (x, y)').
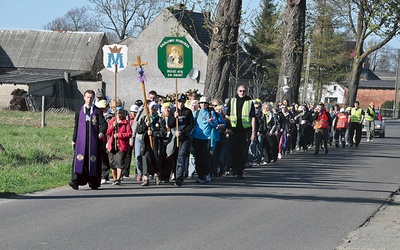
top-left (132, 56), bottom-right (153, 149)
top-left (132, 56), bottom-right (148, 68)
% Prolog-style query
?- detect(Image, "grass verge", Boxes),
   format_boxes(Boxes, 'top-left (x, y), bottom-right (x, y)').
top-left (0, 111), bottom-right (74, 198)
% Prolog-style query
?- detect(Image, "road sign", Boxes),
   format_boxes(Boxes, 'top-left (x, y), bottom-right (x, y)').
top-left (157, 37), bottom-right (193, 78)
top-left (102, 44), bottom-right (128, 73)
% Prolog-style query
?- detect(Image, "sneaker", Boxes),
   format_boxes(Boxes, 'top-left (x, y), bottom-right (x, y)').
top-left (370, 139), bottom-right (373, 142)
top-left (101, 179), bottom-right (107, 184)
top-left (367, 139), bottom-right (370, 142)
top-left (278, 153), bottom-right (282, 159)
top-left (196, 178), bottom-right (204, 183)
top-left (205, 175), bottom-right (212, 182)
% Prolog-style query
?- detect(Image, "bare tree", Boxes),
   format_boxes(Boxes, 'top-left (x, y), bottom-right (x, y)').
top-left (88, 0), bottom-right (166, 41)
top-left (334, 0), bottom-right (400, 106)
top-left (43, 7), bottom-right (95, 31)
top-left (204, 0), bottom-right (242, 100)
top-left (276, 0), bottom-right (306, 104)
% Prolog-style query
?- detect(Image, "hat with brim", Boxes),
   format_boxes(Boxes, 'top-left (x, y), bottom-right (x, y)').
top-left (198, 96), bottom-right (209, 104)
top-left (96, 99), bottom-right (107, 109)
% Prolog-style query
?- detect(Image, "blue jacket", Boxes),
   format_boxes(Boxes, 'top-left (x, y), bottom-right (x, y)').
top-left (192, 109), bottom-right (218, 140)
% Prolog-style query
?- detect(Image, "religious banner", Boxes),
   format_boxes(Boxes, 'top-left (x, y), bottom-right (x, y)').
top-left (102, 44), bottom-right (128, 73)
top-left (157, 37), bottom-right (193, 78)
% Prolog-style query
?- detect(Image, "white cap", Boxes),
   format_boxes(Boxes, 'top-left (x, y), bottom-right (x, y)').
top-left (129, 104), bottom-right (139, 112)
top-left (340, 108), bottom-right (345, 113)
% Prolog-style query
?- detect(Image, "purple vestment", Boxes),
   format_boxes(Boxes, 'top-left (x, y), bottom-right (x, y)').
top-left (73, 105), bottom-right (99, 176)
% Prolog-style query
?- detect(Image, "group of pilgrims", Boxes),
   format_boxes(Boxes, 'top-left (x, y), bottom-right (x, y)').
top-left (69, 87), bottom-right (377, 190)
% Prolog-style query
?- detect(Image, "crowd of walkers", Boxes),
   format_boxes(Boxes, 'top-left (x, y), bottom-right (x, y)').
top-left (68, 86), bottom-right (378, 190)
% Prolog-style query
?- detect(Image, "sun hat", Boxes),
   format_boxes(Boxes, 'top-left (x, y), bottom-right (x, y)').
top-left (198, 96), bottom-right (209, 103)
top-left (95, 99), bottom-right (107, 109)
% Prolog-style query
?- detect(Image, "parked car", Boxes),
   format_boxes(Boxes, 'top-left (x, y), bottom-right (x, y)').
top-left (362, 109), bottom-right (385, 138)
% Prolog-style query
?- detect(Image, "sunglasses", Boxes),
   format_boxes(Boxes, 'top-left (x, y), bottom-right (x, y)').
top-left (238, 90), bottom-right (246, 93)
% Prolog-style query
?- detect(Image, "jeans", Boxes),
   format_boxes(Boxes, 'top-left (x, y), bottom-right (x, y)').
top-left (176, 139), bottom-right (191, 182)
top-left (365, 120), bottom-right (375, 141)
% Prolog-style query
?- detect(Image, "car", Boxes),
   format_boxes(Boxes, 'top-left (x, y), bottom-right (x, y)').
top-left (362, 109), bottom-right (385, 138)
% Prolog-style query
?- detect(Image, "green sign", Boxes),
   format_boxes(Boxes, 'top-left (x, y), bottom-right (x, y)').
top-left (157, 36), bottom-right (193, 78)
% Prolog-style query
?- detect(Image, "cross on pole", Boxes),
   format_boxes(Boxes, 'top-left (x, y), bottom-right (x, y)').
top-left (132, 56), bottom-right (153, 149)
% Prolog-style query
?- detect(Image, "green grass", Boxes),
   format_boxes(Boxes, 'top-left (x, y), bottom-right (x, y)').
top-left (0, 111), bottom-right (74, 197)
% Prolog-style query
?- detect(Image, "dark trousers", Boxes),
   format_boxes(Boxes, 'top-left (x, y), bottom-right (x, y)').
top-left (100, 141), bottom-right (110, 180)
top-left (263, 134), bottom-right (272, 163)
top-left (229, 129), bottom-right (251, 176)
top-left (192, 138), bottom-right (210, 180)
top-left (314, 128), bottom-right (328, 154)
top-left (349, 122), bottom-right (362, 146)
top-left (334, 128), bottom-right (346, 147)
top-left (123, 145), bottom-right (133, 176)
top-left (176, 139), bottom-right (191, 182)
top-left (266, 134), bottom-right (278, 161)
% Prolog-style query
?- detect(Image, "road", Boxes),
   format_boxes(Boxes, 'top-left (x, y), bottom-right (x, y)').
top-left (1, 120), bottom-right (399, 250)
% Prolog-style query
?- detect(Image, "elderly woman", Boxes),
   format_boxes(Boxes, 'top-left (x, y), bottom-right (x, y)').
top-left (137, 101), bottom-right (167, 186)
top-left (106, 107), bottom-right (132, 185)
top-left (192, 96), bottom-right (218, 183)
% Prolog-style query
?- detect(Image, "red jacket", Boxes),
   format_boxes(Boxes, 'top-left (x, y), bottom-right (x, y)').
top-left (106, 117), bottom-right (132, 152)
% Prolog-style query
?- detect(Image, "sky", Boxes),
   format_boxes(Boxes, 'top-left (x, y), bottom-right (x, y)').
top-left (0, 0), bottom-right (399, 49)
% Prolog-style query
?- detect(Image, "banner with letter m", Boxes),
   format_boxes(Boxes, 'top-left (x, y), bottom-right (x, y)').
top-left (102, 44), bottom-right (128, 73)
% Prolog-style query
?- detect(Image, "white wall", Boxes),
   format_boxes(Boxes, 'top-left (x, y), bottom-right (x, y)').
top-left (0, 84), bottom-right (28, 110)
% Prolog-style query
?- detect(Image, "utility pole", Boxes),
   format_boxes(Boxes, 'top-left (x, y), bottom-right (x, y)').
top-left (394, 50), bottom-right (400, 118)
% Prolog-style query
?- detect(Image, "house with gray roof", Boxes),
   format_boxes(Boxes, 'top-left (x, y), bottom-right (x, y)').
top-left (0, 29), bottom-right (107, 110)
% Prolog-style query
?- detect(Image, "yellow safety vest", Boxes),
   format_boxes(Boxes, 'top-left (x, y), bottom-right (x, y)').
top-left (229, 98), bottom-right (252, 128)
top-left (364, 107), bottom-right (375, 121)
top-left (350, 108), bottom-right (363, 123)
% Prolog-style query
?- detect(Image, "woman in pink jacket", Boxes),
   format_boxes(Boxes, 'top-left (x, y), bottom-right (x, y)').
top-left (106, 108), bottom-right (132, 185)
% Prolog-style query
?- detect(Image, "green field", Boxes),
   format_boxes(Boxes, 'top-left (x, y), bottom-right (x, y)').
top-left (0, 111), bottom-right (75, 197)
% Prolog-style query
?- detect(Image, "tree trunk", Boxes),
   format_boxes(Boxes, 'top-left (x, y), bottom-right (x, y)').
top-left (276, 0), bottom-right (306, 104)
top-left (204, 0), bottom-right (242, 101)
top-left (347, 56), bottom-right (364, 107)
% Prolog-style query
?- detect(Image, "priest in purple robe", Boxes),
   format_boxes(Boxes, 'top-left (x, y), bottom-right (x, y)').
top-left (69, 90), bottom-right (107, 190)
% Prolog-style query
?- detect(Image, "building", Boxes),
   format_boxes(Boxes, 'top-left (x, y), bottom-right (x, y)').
top-left (0, 29), bottom-right (107, 110)
top-left (100, 7), bottom-right (209, 107)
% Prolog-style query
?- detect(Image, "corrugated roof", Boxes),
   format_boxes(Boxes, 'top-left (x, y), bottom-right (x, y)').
top-left (0, 29), bottom-right (106, 71)
top-left (0, 68), bottom-right (85, 84)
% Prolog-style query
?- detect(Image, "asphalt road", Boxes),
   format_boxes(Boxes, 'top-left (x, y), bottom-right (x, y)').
top-left (1, 120), bottom-right (399, 250)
